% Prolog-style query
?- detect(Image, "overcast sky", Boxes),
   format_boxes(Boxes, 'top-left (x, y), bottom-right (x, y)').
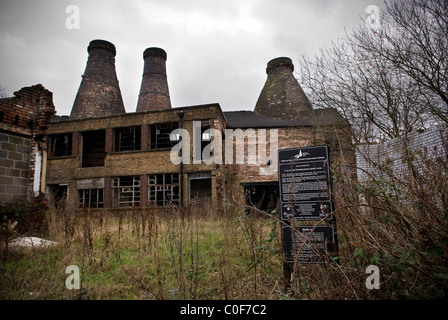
top-left (0, 0), bottom-right (382, 116)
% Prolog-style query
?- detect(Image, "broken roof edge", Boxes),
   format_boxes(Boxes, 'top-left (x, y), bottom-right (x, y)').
top-left (224, 110), bottom-right (311, 128)
top-left (224, 108), bottom-right (349, 129)
top-left (51, 102), bottom-right (225, 124)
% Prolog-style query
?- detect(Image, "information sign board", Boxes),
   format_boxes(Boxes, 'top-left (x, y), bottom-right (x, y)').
top-left (278, 146), bottom-right (337, 267)
top-left (282, 225), bottom-right (336, 264)
top-left (278, 146), bottom-right (333, 221)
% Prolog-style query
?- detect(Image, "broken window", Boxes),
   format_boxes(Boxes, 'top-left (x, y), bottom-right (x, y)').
top-left (112, 176), bottom-right (140, 207)
top-left (244, 182), bottom-right (279, 214)
top-left (50, 133), bottom-right (72, 157)
top-left (78, 189), bottom-right (104, 208)
top-left (150, 122), bottom-right (179, 149)
top-left (82, 130), bottom-right (106, 167)
top-left (148, 173), bottom-right (180, 206)
top-left (114, 126), bottom-right (141, 152)
top-left (47, 184), bottom-right (68, 208)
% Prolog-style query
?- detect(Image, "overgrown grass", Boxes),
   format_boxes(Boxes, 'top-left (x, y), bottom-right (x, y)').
top-left (1, 131), bottom-right (447, 300)
top-left (0, 205), bottom-right (285, 300)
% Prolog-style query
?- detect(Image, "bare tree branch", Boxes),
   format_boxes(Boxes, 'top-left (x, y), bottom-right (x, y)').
top-left (298, 0), bottom-right (447, 143)
top-left (0, 84), bottom-right (7, 99)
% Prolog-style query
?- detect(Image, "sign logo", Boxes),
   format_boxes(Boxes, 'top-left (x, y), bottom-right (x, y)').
top-left (293, 150), bottom-right (310, 160)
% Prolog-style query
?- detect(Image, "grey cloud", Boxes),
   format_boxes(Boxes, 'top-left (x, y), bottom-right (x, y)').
top-left (0, 0), bottom-right (380, 116)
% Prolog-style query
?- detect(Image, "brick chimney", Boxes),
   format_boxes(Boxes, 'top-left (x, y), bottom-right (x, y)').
top-left (70, 40), bottom-right (126, 119)
top-left (136, 47), bottom-right (172, 112)
top-left (254, 57), bottom-right (313, 119)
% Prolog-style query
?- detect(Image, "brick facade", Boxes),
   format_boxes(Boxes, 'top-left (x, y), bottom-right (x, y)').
top-left (46, 104), bottom-right (228, 212)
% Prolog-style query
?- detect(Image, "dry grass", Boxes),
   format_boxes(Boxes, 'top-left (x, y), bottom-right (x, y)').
top-left (0, 204), bottom-right (286, 300)
top-left (1, 132), bottom-right (447, 300)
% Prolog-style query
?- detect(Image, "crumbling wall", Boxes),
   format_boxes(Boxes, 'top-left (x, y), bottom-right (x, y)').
top-left (0, 84), bottom-right (56, 206)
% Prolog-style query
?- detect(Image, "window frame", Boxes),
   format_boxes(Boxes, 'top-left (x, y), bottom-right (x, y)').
top-left (114, 126), bottom-right (142, 152)
top-left (50, 133), bottom-right (73, 157)
top-left (112, 176), bottom-right (141, 207)
top-left (148, 173), bottom-right (180, 206)
top-left (150, 122), bottom-right (179, 149)
top-left (78, 188), bottom-right (104, 208)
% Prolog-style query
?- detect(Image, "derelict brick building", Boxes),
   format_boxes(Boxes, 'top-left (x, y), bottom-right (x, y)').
top-left (42, 39), bottom-right (352, 213)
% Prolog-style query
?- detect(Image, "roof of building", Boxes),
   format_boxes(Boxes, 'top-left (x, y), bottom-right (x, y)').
top-left (224, 110), bottom-right (309, 128)
top-left (224, 108), bottom-right (348, 129)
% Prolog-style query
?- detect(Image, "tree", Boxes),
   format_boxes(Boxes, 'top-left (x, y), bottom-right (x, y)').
top-left (298, 0), bottom-right (448, 142)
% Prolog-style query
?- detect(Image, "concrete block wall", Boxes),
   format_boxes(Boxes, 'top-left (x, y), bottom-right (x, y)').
top-left (356, 125), bottom-right (448, 183)
top-left (0, 133), bottom-right (31, 205)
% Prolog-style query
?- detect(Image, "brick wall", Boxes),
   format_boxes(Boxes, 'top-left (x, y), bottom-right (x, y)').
top-left (45, 102), bottom-right (353, 214)
top-left (0, 84), bottom-right (56, 206)
top-left (225, 124), bottom-right (354, 206)
top-left (46, 104), bottom-right (226, 212)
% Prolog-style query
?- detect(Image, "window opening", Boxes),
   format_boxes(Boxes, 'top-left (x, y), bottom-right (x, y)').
top-left (112, 176), bottom-right (141, 207)
top-left (82, 130), bottom-right (106, 167)
top-left (50, 133), bottom-right (73, 157)
top-left (150, 122), bottom-right (179, 149)
top-left (244, 182), bottom-right (279, 214)
top-left (148, 173), bottom-right (180, 206)
top-left (115, 126), bottom-right (141, 152)
top-left (78, 189), bottom-right (104, 208)
top-left (194, 120), bottom-right (212, 161)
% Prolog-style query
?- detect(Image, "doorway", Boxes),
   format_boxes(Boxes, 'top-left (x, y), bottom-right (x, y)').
top-left (189, 172), bottom-right (212, 212)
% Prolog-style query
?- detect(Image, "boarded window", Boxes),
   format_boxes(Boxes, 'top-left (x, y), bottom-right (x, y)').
top-left (150, 122), bottom-right (179, 149)
top-left (149, 173), bottom-right (180, 206)
top-left (78, 189), bottom-right (104, 208)
top-left (50, 133), bottom-right (72, 157)
top-left (114, 126), bottom-right (141, 152)
top-left (112, 176), bottom-right (141, 207)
